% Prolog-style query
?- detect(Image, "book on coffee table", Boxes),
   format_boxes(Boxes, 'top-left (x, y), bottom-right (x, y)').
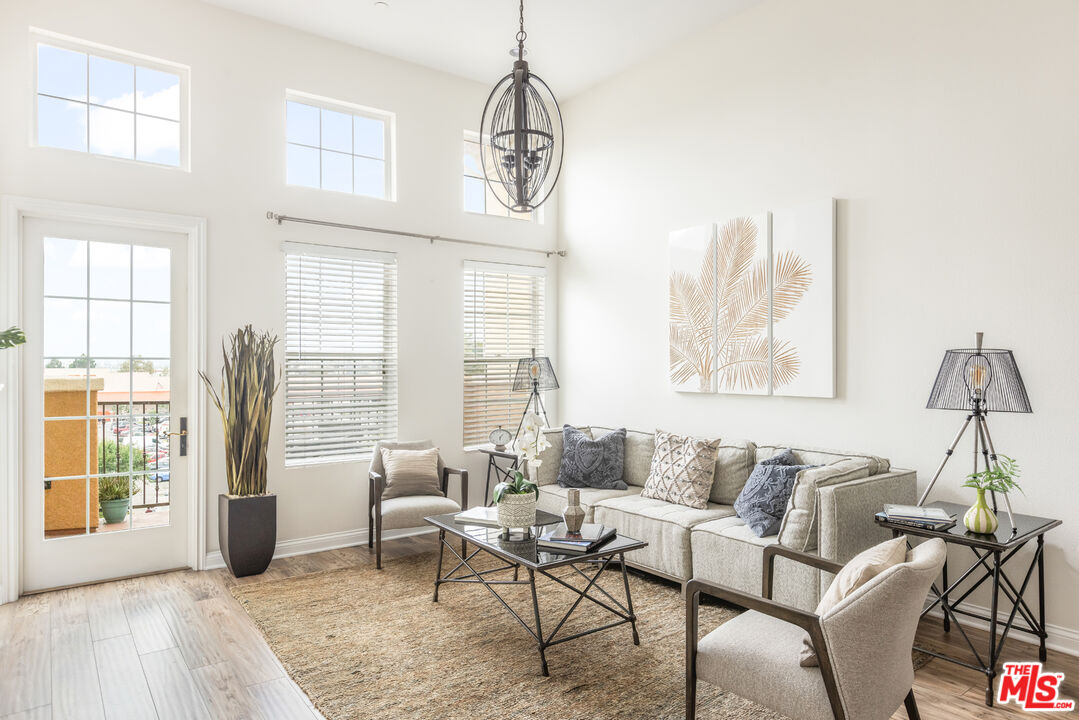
top-left (453, 506), bottom-right (500, 528)
top-left (538, 523), bottom-right (617, 553)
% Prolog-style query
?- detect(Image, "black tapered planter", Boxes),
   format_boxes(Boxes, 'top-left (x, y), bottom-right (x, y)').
top-left (219, 493), bottom-right (276, 577)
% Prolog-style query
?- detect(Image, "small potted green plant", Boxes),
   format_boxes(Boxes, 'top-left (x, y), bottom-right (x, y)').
top-left (962, 455), bottom-right (1021, 534)
top-left (99, 476), bottom-right (135, 525)
top-left (493, 471), bottom-right (539, 537)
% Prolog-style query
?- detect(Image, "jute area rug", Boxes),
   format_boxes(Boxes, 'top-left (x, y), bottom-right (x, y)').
top-left (230, 552), bottom-right (922, 720)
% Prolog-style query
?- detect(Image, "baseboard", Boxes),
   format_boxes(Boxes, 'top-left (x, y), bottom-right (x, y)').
top-left (203, 526), bottom-right (435, 570)
top-left (925, 603), bottom-right (1079, 658)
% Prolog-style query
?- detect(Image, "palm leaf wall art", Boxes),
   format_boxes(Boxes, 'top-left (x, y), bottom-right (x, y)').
top-left (669, 215), bottom-right (814, 394)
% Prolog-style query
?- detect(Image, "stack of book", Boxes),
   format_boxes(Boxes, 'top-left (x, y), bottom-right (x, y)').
top-left (537, 523), bottom-right (616, 553)
top-left (878, 504), bottom-right (957, 531)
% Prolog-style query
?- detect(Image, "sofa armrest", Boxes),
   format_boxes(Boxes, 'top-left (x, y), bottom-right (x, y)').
top-left (816, 469), bottom-right (917, 565)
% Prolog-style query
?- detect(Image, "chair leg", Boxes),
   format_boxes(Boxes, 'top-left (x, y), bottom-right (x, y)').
top-left (904, 689), bottom-right (920, 720)
top-left (367, 504), bottom-right (373, 548)
top-left (375, 514), bottom-right (383, 570)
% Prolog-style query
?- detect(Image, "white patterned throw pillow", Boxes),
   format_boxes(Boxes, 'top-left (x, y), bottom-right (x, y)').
top-left (640, 429), bottom-right (720, 510)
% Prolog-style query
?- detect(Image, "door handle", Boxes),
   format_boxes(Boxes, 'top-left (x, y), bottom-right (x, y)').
top-left (169, 417), bottom-right (188, 456)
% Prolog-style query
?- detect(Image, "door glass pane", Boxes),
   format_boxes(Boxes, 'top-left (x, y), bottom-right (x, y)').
top-left (132, 246), bottom-right (170, 301)
top-left (44, 358), bottom-right (89, 417)
top-left (89, 300), bottom-right (131, 357)
top-left (132, 303), bottom-right (169, 357)
top-left (44, 237), bottom-right (87, 296)
top-left (132, 472), bottom-right (169, 529)
top-left (43, 419), bottom-right (90, 478)
top-left (44, 477), bottom-right (89, 538)
top-left (89, 241), bottom-right (131, 299)
top-left (43, 298), bottom-right (87, 358)
top-left (96, 475), bottom-right (132, 533)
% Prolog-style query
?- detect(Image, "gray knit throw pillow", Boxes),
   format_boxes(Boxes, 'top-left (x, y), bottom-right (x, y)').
top-left (557, 425), bottom-right (627, 490)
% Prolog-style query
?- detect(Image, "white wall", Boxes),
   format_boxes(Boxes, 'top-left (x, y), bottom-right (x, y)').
top-left (557, 0), bottom-right (1079, 637)
top-left (0, 0), bottom-right (558, 557)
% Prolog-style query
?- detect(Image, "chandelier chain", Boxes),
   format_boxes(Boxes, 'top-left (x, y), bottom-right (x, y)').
top-left (516, 0), bottom-right (526, 51)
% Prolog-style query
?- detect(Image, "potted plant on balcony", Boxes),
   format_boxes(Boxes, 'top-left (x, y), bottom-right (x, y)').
top-left (98, 475), bottom-right (135, 525)
top-left (200, 326), bottom-right (279, 577)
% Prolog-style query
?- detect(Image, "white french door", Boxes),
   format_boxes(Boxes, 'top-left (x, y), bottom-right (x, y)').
top-left (21, 217), bottom-right (190, 592)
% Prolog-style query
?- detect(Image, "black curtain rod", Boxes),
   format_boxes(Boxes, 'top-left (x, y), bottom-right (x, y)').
top-left (266, 212), bottom-right (566, 258)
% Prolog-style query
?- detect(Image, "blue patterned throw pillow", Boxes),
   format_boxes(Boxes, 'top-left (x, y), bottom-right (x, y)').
top-left (734, 449), bottom-right (818, 537)
top-left (557, 425), bottom-right (628, 490)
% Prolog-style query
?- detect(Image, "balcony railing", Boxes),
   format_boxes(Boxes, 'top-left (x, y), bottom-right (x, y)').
top-left (97, 401), bottom-right (170, 509)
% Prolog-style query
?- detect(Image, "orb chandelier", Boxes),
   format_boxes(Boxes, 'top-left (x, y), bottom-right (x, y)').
top-left (480, 0), bottom-right (563, 213)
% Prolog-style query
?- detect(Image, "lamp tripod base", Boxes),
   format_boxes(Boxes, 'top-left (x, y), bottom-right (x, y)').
top-left (919, 410), bottom-right (1017, 534)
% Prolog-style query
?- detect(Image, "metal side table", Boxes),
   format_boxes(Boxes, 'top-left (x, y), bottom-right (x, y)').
top-left (875, 501), bottom-right (1061, 706)
top-left (476, 445), bottom-right (519, 506)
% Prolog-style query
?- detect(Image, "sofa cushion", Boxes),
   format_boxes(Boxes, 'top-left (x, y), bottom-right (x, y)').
top-left (535, 484), bottom-right (641, 524)
top-left (557, 425), bottom-right (627, 490)
top-left (734, 452), bottom-right (818, 537)
top-left (593, 494), bottom-right (734, 579)
top-left (709, 439), bottom-right (757, 504)
top-left (755, 444), bottom-right (890, 476)
top-left (779, 459), bottom-right (873, 552)
top-left (691, 517), bottom-right (822, 611)
top-left (592, 427), bottom-right (655, 488)
top-left (529, 426), bottom-right (590, 486)
top-left (641, 429), bottom-right (720, 510)
top-left (380, 495), bottom-right (461, 531)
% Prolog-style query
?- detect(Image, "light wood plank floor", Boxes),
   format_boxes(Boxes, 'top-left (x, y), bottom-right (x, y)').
top-left (1, 535), bottom-right (1075, 719)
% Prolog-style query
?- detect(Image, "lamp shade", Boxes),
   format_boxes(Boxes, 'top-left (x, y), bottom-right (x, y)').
top-left (513, 354), bottom-right (559, 391)
top-left (926, 347), bottom-right (1032, 413)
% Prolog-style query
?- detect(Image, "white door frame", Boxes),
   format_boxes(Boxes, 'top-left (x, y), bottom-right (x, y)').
top-left (0, 196), bottom-right (207, 603)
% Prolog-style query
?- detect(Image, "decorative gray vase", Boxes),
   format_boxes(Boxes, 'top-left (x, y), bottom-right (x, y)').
top-left (562, 488), bottom-right (586, 533)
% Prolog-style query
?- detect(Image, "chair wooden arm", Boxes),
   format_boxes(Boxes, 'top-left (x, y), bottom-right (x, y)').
top-left (685, 577), bottom-right (845, 720)
top-left (762, 544), bottom-right (844, 600)
top-left (442, 467), bottom-right (469, 507)
top-left (369, 471), bottom-right (384, 517)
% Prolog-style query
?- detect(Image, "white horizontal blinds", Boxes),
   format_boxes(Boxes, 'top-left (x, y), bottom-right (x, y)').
top-left (285, 247), bottom-right (397, 464)
top-left (463, 262), bottom-right (545, 447)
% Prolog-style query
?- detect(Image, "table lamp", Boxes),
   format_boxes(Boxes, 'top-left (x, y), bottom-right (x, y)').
top-left (921, 332), bottom-right (1032, 529)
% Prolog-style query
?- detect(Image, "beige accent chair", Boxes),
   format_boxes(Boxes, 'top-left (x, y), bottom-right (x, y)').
top-left (686, 538), bottom-right (947, 720)
top-left (367, 440), bottom-right (467, 569)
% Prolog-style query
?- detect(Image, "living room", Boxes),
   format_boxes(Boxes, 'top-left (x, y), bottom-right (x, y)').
top-left (1, 0), bottom-right (1077, 718)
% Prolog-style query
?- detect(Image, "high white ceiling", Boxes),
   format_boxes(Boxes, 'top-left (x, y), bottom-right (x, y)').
top-left (200, 0), bottom-right (760, 97)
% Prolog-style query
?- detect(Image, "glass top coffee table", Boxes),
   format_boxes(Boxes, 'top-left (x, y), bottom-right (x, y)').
top-left (425, 510), bottom-right (648, 676)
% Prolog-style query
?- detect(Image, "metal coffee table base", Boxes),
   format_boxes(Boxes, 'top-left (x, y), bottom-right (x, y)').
top-left (432, 529), bottom-right (640, 676)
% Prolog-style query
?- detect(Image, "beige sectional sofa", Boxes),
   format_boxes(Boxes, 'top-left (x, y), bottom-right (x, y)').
top-left (531, 426), bottom-right (916, 610)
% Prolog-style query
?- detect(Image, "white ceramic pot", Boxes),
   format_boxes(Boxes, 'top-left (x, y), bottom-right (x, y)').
top-left (497, 491), bottom-right (537, 530)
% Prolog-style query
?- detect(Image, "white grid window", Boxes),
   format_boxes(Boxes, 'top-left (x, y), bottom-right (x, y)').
top-left (463, 261), bottom-right (545, 447)
top-left (33, 31), bottom-right (187, 168)
top-left (286, 91), bottom-right (395, 200)
top-left (284, 243), bottom-right (397, 465)
top-left (463, 132), bottom-right (534, 221)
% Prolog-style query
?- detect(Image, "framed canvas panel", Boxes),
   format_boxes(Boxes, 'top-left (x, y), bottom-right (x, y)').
top-left (669, 223), bottom-right (717, 393)
top-left (714, 212), bottom-right (771, 395)
top-left (771, 198), bottom-right (835, 398)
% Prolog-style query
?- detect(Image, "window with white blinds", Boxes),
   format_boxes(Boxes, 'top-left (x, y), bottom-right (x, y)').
top-left (284, 243), bottom-right (397, 465)
top-left (463, 261), bottom-right (546, 448)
